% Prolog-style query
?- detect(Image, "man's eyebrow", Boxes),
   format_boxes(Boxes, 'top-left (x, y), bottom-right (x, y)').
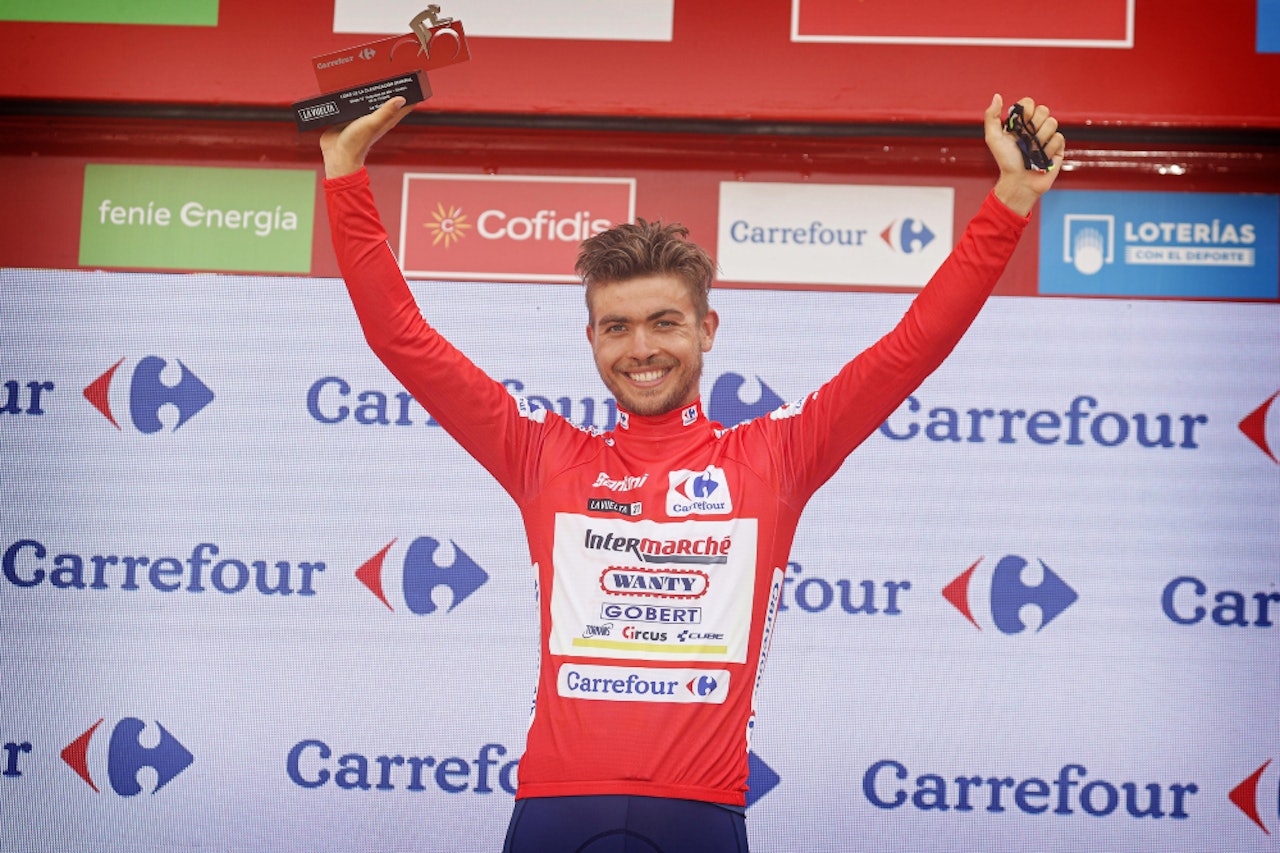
top-left (596, 308), bottom-right (686, 327)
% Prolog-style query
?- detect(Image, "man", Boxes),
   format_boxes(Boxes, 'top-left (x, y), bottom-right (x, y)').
top-left (320, 94), bottom-right (1063, 852)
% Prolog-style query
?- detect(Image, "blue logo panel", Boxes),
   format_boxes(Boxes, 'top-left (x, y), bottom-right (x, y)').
top-left (1039, 191), bottom-right (1279, 299)
top-left (1260, 0), bottom-right (1280, 52)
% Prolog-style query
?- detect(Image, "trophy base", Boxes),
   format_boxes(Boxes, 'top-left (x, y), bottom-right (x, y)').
top-left (292, 70), bottom-right (431, 131)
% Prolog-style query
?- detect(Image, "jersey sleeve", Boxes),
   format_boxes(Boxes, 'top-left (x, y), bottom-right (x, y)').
top-left (324, 167), bottom-right (549, 500)
top-left (762, 190), bottom-right (1030, 504)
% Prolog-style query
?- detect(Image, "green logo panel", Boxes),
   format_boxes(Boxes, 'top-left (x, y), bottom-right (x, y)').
top-left (0, 0), bottom-right (218, 25)
top-left (80, 165), bottom-right (316, 274)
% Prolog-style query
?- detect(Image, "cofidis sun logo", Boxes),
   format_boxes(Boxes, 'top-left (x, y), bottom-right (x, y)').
top-left (83, 356), bottom-right (213, 433)
top-left (356, 536), bottom-right (489, 615)
top-left (422, 202), bottom-right (472, 248)
top-left (943, 554), bottom-right (1079, 634)
top-left (61, 717), bottom-right (193, 796)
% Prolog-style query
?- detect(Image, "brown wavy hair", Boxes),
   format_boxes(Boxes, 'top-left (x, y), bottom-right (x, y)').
top-left (575, 219), bottom-right (716, 320)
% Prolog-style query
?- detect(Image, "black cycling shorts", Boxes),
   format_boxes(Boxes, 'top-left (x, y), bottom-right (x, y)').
top-left (502, 794), bottom-right (750, 853)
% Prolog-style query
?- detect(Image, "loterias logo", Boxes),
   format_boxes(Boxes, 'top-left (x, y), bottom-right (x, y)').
top-left (61, 718), bottom-right (194, 796)
top-left (84, 356), bottom-right (213, 433)
top-left (943, 555), bottom-right (1079, 634)
top-left (357, 537), bottom-right (489, 614)
top-left (399, 174), bottom-right (635, 282)
top-left (1039, 190), bottom-right (1279, 300)
top-left (1230, 759), bottom-right (1279, 834)
top-left (1239, 389), bottom-right (1280, 464)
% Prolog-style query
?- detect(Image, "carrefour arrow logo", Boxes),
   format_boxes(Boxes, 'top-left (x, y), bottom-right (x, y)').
top-left (943, 555), bottom-right (1079, 634)
top-left (357, 536), bottom-right (489, 615)
top-left (83, 356), bottom-right (214, 433)
top-left (1230, 759), bottom-right (1276, 834)
top-left (709, 373), bottom-right (785, 427)
top-left (745, 751), bottom-right (781, 808)
top-left (1239, 390), bottom-right (1279, 464)
top-left (881, 218), bottom-right (936, 254)
top-left (61, 717), bottom-right (194, 796)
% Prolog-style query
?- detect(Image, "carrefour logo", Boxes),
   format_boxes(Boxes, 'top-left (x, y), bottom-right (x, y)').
top-left (1231, 759), bottom-right (1280, 834)
top-left (1240, 389), bottom-right (1280, 464)
top-left (61, 718), bottom-right (194, 796)
top-left (306, 375), bottom-right (618, 432)
top-left (709, 373), bottom-right (785, 427)
top-left (84, 356), bottom-right (214, 433)
top-left (666, 465), bottom-right (732, 517)
top-left (880, 218), bottom-right (936, 254)
top-left (943, 555), bottom-right (1079, 634)
top-left (863, 759), bottom-right (1198, 820)
top-left (356, 536), bottom-right (489, 614)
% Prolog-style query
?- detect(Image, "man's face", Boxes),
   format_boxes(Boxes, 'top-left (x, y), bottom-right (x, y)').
top-left (586, 275), bottom-right (719, 417)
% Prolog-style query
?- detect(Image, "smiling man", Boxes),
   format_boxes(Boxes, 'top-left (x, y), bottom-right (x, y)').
top-left (321, 94), bottom-right (1063, 852)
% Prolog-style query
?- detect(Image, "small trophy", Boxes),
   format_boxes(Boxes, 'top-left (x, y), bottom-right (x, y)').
top-left (291, 6), bottom-right (471, 131)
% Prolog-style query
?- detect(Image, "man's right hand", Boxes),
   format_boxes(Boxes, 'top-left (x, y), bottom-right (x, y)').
top-left (319, 96), bottom-right (417, 179)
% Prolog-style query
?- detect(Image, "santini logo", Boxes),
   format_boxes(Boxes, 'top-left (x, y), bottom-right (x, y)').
top-left (357, 536), bottom-right (489, 615)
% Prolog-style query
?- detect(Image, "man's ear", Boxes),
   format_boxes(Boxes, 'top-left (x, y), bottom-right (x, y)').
top-left (700, 309), bottom-right (720, 352)
top-left (586, 323), bottom-right (595, 346)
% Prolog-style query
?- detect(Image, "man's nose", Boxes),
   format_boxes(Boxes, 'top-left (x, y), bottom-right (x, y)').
top-left (627, 328), bottom-right (659, 360)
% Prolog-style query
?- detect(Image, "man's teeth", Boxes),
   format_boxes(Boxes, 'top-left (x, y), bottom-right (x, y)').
top-left (629, 369), bottom-right (666, 382)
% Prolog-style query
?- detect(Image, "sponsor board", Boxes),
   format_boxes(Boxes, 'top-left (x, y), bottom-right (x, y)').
top-left (550, 515), bottom-right (755, 663)
top-left (79, 165), bottom-right (315, 274)
top-left (717, 182), bottom-right (953, 287)
top-left (791, 0), bottom-right (1132, 46)
top-left (1039, 190), bottom-right (1280, 300)
top-left (1261, 0), bottom-right (1280, 53)
top-left (556, 663), bottom-right (730, 703)
top-left (399, 173), bottom-right (635, 282)
top-left (334, 0), bottom-right (674, 41)
top-left (0, 0), bottom-right (218, 25)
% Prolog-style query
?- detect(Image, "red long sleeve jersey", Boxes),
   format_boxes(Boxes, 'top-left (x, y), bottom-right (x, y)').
top-left (326, 169), bottom-right (1028, 805)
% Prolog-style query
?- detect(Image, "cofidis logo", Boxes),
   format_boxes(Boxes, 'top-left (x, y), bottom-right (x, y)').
top-left (356, 536), bottom-right (489, 614)
top-left (61, 717), bottom-right (194, 796)
top-left (399, 174), bottom-right (635, 282)
top-left (84, 356), bottom-right (213, 433)
top-left (1039, 190), bottom-right (1279, 299)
